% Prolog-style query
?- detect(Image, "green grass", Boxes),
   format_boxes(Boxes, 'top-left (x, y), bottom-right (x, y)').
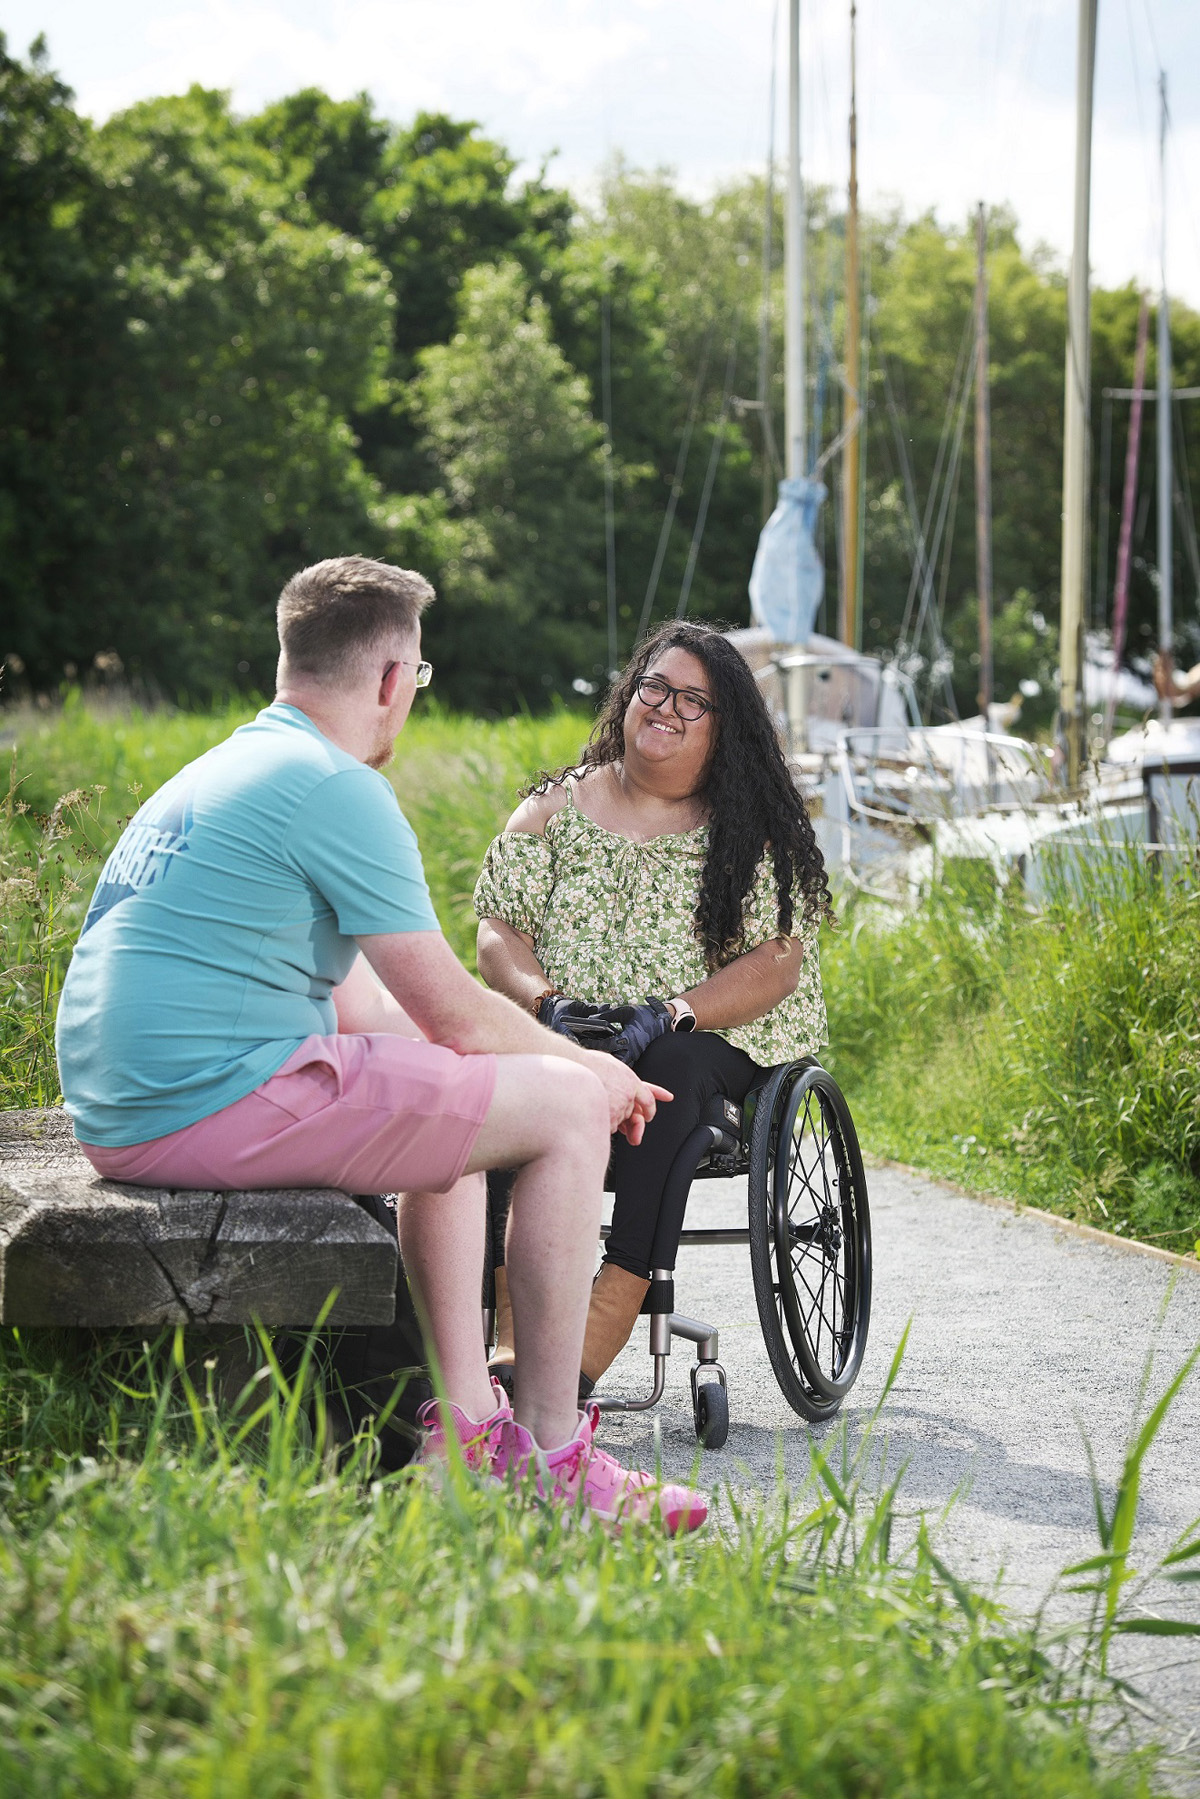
top-left (0, 1324), bottom-right (1182, 1799)
top-left (3, 696), bottom-right (1199, 1793)
top-left (821, 853), bottom-right (1200, 1259)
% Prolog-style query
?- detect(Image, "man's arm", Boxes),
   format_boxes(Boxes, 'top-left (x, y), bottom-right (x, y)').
top-left (332, 954), bottom-right (423, 1037)
top-left (356, 931), bottom-right (669, 1144)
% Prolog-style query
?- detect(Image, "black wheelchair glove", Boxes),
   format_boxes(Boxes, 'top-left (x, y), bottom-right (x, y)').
top-left (593, 997), bottom-right (673, 1067)
top-left (536, 994), bottom-right (624, 1045)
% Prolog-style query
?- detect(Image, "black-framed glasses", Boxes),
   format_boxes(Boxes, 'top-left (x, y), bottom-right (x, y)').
top-left (634, 673), bottom-right (715, 722)
top-left (387, 658), bottom-right (433, 689)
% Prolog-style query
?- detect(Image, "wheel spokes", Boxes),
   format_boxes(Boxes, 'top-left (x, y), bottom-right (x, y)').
top-left (778, 1086), bottom-right (857, 1382)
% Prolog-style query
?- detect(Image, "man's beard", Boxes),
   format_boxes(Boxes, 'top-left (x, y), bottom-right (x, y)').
top-left (366, 731), bottom-right (396, 771)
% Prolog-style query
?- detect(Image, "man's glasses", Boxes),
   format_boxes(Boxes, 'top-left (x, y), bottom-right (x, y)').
top-left (387, 658), bottom-right (433, 689)
top-left (634, 673), bottom-right (715, 722)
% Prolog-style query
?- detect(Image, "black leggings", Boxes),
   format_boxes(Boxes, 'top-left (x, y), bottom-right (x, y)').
top-left (488, 1032), bottom-right (761, 1283)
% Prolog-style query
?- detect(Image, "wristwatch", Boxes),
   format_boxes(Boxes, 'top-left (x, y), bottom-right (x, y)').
top-left (667, 997), bottom-right (697, 1033)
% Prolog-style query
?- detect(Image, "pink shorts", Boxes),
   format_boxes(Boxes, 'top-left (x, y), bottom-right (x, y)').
top-left (80, 1034), bottom-right (498, 1195)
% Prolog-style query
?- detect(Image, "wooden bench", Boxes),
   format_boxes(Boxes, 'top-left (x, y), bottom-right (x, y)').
top-left (0, 1108), bottom-right (397, 1328)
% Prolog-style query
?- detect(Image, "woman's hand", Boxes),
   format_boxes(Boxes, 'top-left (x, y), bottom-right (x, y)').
top-left (538, 994), bottom-right (630, 1044)
top-left (591, 999), bottom-right (673, 1064)
top-left (540, 995), bottom-right (673, 1064)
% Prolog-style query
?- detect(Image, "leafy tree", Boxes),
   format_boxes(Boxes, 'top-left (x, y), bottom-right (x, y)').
top-left (560, 168), bottom-right (770, 653)
top-left (251, 98), bottom-right (574, 496)
top-left (6, 34), bottom-right (1200, 719)
top-left (0, 33), bottom-right (111, 683)
top-left (248, 88), bottom-right (390, 240)
top-left (414, 258), bottom-right (605, 709)
top-left (81, 88), bottom-right (396, 692)
top-left (4, 78), bottom-right (397, 694)
top-left (864, 211), bottom-right (1067, 710)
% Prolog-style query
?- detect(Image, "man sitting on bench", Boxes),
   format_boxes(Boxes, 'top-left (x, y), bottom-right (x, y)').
top-left (55, 556), bottom-right (706, 1533)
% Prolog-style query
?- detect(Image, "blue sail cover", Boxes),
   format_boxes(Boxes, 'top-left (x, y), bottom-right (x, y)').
top-left (748, 474), bottom-right (828, 644)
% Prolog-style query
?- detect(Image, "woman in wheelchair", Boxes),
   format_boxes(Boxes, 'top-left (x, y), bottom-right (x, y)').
top-left (474, 620), bottom-right (833, 1400)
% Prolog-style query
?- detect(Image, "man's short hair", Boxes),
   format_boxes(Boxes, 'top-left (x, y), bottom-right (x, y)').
top-left (277, 557), bottom-right (434, 683)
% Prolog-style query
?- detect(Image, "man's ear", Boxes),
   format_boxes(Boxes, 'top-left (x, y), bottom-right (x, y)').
top-left (379, 659), bottom-right (404, 707)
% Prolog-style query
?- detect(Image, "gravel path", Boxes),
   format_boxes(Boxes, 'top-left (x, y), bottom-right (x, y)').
top-left (594, 1164), bottom-right (1200, 1783)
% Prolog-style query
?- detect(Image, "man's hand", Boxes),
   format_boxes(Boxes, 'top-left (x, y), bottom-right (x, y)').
top-left (577, 1049), bottom-right (672, 1145)
top-left (358, 933), bottom-right (671, 1131)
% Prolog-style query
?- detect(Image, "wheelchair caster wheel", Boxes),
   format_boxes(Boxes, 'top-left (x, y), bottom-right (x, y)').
top-left (694, 1380), bottom-right (729, 1450)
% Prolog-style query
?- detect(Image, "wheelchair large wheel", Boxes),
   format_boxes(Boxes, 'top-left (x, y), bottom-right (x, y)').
top-left (747, 1061), bottom-right (872, 1423)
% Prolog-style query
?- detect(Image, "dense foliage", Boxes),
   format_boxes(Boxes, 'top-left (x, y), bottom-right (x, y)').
top-left (3, 33), bottom-right (1200, 714)
top-left (823, 853), bottom-right (1200, 1255)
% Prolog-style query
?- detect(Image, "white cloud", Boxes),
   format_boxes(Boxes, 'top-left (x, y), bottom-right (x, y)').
top-left (61, 0), bottom-right (650, 125)
top-left (9, 0), bottom-right (1199, 303)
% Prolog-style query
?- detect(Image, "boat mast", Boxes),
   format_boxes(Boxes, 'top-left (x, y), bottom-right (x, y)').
top-left (758, 6), bottom-right (780, 525)
top-left (974, 202), bottom-right (993, 720)
top-left (784, 0), bottom-right (805, 481)
top-left (840, 0), bottom-right (861, 650)
top-left (1157, 71), bottom-right (1173, 727)
top-left (1105, 294), bottom-right (1150, 739)
top-left (1058, 0), bottom-right (1098, 787)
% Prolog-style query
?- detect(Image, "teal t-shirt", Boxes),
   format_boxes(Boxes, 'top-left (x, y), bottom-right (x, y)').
top-left (56, 703), bottom-right (441, 1146)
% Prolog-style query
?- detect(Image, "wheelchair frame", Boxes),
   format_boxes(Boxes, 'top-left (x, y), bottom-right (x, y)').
top-left (485, 1057), bottom-right (872, 1452)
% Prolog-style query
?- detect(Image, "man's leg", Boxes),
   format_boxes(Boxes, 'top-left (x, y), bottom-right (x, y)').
top-left (400, 1055), bottom-right (609, 1453)
top-left (396, 1170), bottom-right (494, 1422)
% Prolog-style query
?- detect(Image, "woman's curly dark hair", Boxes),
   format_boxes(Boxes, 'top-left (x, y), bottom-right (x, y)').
top-left (525, 622), bottom-right (834, 970)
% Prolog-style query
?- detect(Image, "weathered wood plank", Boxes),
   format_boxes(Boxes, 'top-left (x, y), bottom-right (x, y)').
top-left (0, 1109), bottom-right (397, 1327)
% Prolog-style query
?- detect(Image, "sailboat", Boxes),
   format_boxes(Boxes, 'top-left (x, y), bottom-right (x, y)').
top-left (1092, 64), bottom-right (1200, 850)
top-left (730, 0), bottom-right (915, 873)
top-left (730, 1), bottom-right (1052, 895)
top-left (731, 0), bottom-right (1200, 901)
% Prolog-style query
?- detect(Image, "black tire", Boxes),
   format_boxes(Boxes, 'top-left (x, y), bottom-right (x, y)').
top-left (747, 1062), bottom-right (872, 1423)
top-left (694, 1381), bottom-right (729, 1450)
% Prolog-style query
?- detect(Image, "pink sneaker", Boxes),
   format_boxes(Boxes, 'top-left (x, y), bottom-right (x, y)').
top-left (415, 1378), bottom-right (512, 1475)
top-left (494, 1404), bottom-right (708, 1535)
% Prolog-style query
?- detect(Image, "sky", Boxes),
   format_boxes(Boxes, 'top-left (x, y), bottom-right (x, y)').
top-left (5, 0), bottom-right (1200, 309)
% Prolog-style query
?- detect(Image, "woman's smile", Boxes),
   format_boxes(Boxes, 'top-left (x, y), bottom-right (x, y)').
top-left (625, 647), bottom-right (715, 775)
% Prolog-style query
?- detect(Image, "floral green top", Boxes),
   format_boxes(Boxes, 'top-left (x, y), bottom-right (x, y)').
top-left (473, 786), bottom-right (827, 1068)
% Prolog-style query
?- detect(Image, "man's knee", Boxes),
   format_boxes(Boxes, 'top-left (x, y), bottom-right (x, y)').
top-left (551, 1061), bottom-right (609, 1149)
top-left (474, 1054), bottom-right (608, 1176)
top-left (517, 1061), bottom-right (608, 1173)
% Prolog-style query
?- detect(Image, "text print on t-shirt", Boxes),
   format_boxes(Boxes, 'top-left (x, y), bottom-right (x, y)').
top-left (81, 782), bottom-right (194, 935)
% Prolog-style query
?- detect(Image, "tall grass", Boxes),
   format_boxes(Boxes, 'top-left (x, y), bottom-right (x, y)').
top-left (822, 850), bottom-right (1200, 1256)
top-left (0, 1322), bottom-right (1184, 1798)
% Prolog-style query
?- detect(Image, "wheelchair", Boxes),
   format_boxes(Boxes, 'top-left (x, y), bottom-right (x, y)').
top-left (485, 1057), bottom-right (872, 1451)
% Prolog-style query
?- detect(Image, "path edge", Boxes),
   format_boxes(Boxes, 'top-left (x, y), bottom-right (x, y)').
top-left (869, 1155), bottom-right (1200, 1273)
